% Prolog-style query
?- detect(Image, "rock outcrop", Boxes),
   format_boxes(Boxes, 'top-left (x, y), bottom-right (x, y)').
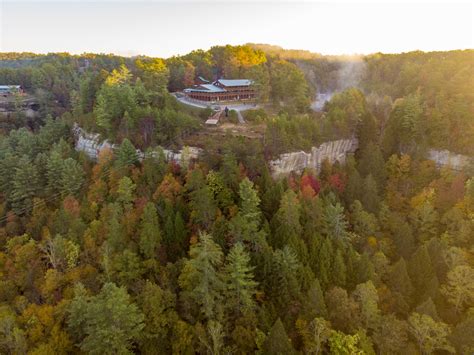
top-left (428, 149), bottom-right (473, 171)
top-left (73, 124), bottom-right (471, 178)
top-left (72, 123), bottom-right (201, 164)
top-left (269, 138), bottom-right (358, 177)
top-left (269, 137), bottom-right (473, 178)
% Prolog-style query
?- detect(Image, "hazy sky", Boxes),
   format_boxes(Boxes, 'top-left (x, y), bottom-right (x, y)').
top-left (1, 0), bottom-right (473, 57)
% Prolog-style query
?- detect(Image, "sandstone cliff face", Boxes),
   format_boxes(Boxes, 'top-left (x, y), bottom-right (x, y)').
top-left (269, 138), bottom-right (358, 177)
top-left (428, 149), bottom-right (473, 171)
top-left (73, 124), bottom-right (471, 178)
top-left (269, 139), bottom-right (473, 177)
top-left (72, 124), bottom-right (201, 164)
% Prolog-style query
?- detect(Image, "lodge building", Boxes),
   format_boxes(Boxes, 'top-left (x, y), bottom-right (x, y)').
top-left (0, 85), bottom-right (23, 97)
top-left (184, 79), bottom-right (255, 102)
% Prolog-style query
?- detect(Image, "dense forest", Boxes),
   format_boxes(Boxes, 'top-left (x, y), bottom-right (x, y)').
top-left (0, 45), bottom-right (473, 354)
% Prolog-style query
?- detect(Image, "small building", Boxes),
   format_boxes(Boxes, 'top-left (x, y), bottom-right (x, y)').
top-left (0, 85), bottom-right (23, 97)
top-left (184, 79), bottom-right (255, 102)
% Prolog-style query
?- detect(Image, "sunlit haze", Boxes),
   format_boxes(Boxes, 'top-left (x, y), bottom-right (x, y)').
top-left (1, 0), bottom-right (473, 57)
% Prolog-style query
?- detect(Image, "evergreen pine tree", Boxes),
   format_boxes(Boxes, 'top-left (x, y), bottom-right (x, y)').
top-left (409, 244), bottom-right (436, 303)
top-left (388, 258), bottom-right (414, 308)
top-left (139, 202), bottom-right (161, 259)
top-left (115, 138), bottom-right (138, 168)
top-left (262, 318), bottom-right (295, 355)
top-left (174, 211), bottom-right (187, 254)
top-left (60, 158), bottom-right (85, 198)
top-left (273, 189), bottom-right (302, 248)
top-left (106, 203), bottom-right (125, 253)
top-left (68, 282), bottom-right (144, 354)
top-left (178, 233), bottom-right (224, 320)
top-left (10, 156), bottom-right (39, 215)
top-left (317, 238), bottom-right (333, 290)
top-left (303, 279), bottom-right (327, 319)
top-left (356, 252), bottom-right (375, 285)
top-left (357, 142), bottom-right (386, 187)
top-left (223, 243), bottom-right (258, 317)
top-left (322, 199), bottom-right (348, 241)
top-left (415, 297), bottom-right (440, 321)
top-left (361, 174), bottom-right (380, 214)
top-left (229, 177), bottom-right (264, 246)
top-left (332, 249), bottom-right (347, 288)
top-left (46, 150), bottom-right (64, 195)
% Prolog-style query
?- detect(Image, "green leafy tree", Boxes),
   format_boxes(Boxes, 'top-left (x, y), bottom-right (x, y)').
top-left (450, 309), bottom-right (474, 354)
top-left (262, 318), bottom-right (295, 355)
top-left (46, 150), bottom-right (64, 195)
top-left (116, 176), bottom-right (136, 207)
top-left (112, 249), bottom-right (144, 287)
top-left (223, 243), bottom-right (258, 317)
top-left (266, 246), bottom-right (301, 311)
top-left (173, 211), bottom-right (187, 256)
top-left (328, 331), bottom-right (363, 355)
top-left (138, 281), bottom-right (177, 353)
top-left (115, 138), bottom-right (138, 168)
top-left (384, 92), bottom-right (425, 154)
top-left (0, 305), bottom-right (28, 354)
top-left (332, 249), bottom-right (347, 288)
top-left (270, 59), bottom-right (310, 112)
top-left (315, 237), bottom-right (333, 289)
top-left (352, 280), bottom-right (380, 330)
top-left (357, 142), bottom-right (386, 187)
top-left (350, 200), bottom-right (378, 238)
top-left (139, 202), bottom-right (161, 259)
top-left (415, 297), bottom-right (440, 321)
top-left (296, 317), bottom-right (331, 355)
top-left (68, 282), bottom-right (145, 355)
top-left (220, 151), bottom-right (240, 189)
top-left (59, 158), bottom-right (85, 198)
top-left (230, 177), bottom-right (265, 246)
top-left (408, 312), bottom-right (454, 355)
top-left (273, 189), bottom-right (302, 248)
top-left (441, 265), bottom-right (474, 313)
top-left (189, 186), bottom-right (218, 230)
top-left (41, 234), bottom-right (79, 271)
top-left (135, 58), bottom-right (169, 94)
top-left (105, 203), bottom-right (126, 253)
top-left (344, 163), bottom-right (363, 206)
top-left (178, 233), bottom-right (224, 320)
top-left (94, 66), bottom-right (138, 134)
top-left (409, 201), bottom-right (439, 243)
top-left (322, 200), bottom-right (348, 241)
top-left (10, 155), bottom-right (39, 215)
top-left (373, 314), bottom-right (408, 354)
top-left (388, 257), bottom-right (414, 308)
top-left (409, 244), bottom-right (437, 303)
top-left (355, 252), bottom-right (375, 286)
top-left (197, 320), bottom-right (226, 355)
top-left (206, 170), bottom-right (233, 213)
top-left (361, 174), bottom-right (380, 214)
top-left (325, 287), bottom-right (360, 333)
top-left (302, 279), bottom-right (327, 320)
top-left (325, 88), bottom-right (368, 138)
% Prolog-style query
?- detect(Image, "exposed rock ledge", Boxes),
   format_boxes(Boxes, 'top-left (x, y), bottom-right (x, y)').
top-left (269, 138), bottom-right (358, 177)
top-left (269, 139), bottom-right (473, 177)
top-left (72, 123), bottom-right (201, 164)
top-left (72, 124), bottom-right (471, 177)
top-left (428, 149), bottom-right (473, 171)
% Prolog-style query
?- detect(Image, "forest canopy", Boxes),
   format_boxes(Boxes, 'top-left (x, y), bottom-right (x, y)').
top-left (0, 45), bottom-right (473, 354)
